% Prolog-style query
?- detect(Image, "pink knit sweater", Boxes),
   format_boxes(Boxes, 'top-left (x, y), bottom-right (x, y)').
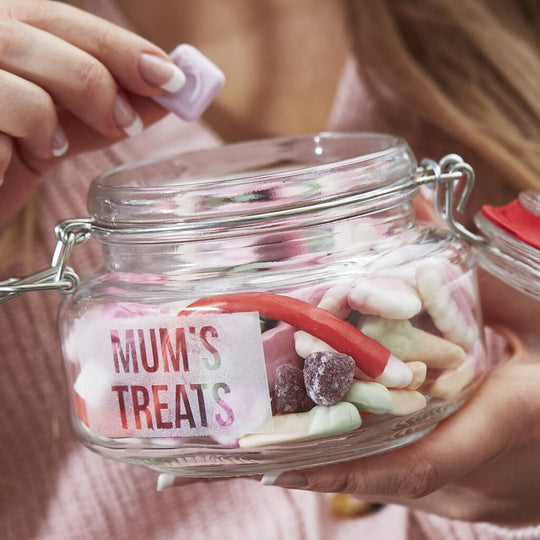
top-left (1, 1), bottom-right (538, 538)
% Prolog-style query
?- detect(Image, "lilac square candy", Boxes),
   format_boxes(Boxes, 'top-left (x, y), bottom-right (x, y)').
top-left (153, 44), bottom-right (225, 122)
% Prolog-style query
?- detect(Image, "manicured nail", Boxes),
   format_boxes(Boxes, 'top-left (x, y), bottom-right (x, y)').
top-left (156, 474), bottom-right (197, 491)
top-left (51, 125), bottom-right (69, 157)
top-left (113, 94), bottom-right (143, 137)
top-left (139, 53), bottom-right (186, 93)
top-left (261, 471), bottom-right (307, 489)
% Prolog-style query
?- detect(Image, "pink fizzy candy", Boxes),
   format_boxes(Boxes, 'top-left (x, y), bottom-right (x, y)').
top-left (263, 322), bottom-right (304, 388)
top-left (153, 44), bottom-right (225, 121)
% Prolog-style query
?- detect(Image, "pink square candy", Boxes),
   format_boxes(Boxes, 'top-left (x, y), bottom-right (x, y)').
top-left (153, 44), bottom-right (225, 122)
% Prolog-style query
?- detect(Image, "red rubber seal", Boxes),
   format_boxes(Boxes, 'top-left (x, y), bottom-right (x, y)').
top-left (481, 200), bottom-right (540, 250)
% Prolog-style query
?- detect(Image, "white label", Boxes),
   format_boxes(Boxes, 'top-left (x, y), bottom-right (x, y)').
top-left (73, 313), bottom-right (272, 441)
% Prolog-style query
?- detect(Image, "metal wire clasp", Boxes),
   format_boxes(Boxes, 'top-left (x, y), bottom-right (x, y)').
top-left (415, 154), bottom-right (488, 247)
top-left (0, 218), bottom-right (93, 304)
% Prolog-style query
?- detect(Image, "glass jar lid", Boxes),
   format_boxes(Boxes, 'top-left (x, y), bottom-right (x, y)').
top-left (474, 192), bottom-right (540, 301)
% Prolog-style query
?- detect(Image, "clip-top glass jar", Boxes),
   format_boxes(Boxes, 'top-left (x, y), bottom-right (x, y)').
top-left (57, 133), bottom-right (488, 477)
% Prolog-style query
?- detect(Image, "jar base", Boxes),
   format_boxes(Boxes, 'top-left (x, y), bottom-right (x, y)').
top-left (81, 400), bottom-right (463, 478)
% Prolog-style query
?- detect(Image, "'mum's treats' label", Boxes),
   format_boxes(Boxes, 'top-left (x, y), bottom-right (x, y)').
top-left (73, 313), bottom-right (272, 440)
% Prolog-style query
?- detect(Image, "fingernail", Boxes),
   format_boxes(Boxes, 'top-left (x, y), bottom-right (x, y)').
top-left (156, 474), bottom-right (197, 491)
top-left (51, 125), bottom-right (69, 157)
top-left (261, 471), bottom-right (307, 489)
top-left (139, 53), bottom-right (186, 93)
top-left (113, 94), bottom-right (143, 137)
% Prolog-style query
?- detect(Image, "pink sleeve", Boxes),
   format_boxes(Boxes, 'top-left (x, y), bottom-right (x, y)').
top-left (414, 511), bottom-right (540, 540)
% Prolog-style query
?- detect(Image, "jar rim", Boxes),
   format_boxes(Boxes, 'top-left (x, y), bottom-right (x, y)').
top-left (88, 132), bottom-right (418, 243)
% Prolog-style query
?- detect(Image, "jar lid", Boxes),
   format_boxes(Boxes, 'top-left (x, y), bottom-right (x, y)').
top-left (481, 192), bottom-right (540, 249)
top-left (474, 192), bottom-right (540, 301)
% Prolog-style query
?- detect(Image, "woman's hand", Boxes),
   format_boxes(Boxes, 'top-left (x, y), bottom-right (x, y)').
top-left (0, 0), bottom-right (185, 226)
top-left (263, 354), bottom-right (540, 525)
top-left (262, 272), bottom-right (540, 527)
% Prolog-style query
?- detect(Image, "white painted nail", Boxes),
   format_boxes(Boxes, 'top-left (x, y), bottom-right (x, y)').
top-left (260, 470), bottom-right (285, 486)
top-left (156, 474), bottom-right (198, 491)
top-left (122, 115), bottom-right (143, 137)
top-left (156, 474), bottom-right (176, 491)
top-left (113, 94), bottom-right (143, 137)
top-left (261, 471), bottom-right (308, 489)
top-left (139, 53), bottom-right (186, 93)
top-left (51, 125), bottom-right (69, 157)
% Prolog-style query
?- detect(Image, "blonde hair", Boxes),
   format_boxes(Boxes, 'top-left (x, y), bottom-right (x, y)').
top-left (346, 0), bottom-right (540, 192)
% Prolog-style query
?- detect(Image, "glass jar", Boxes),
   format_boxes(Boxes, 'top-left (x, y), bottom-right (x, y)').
top-left (56, 133), bottom-right (488, 477)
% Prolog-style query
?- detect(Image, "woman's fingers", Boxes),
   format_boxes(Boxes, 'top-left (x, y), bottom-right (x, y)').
top-left (0, 0), bottom-right (193, 225)
top-left (0, 132), bottom-right (13, 183)
top-left (0, 0), bottom-right (186, 147)
top-left (13, 0), bottom-right (186, 97)
top-left (0, 69), bottom-right (66, 161)
top-left (0, 19), bottom-right (141, 139)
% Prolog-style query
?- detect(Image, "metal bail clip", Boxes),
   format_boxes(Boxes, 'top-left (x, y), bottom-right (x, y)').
top-left (416, 154), bottom-right (488, 247)
top-left (0, 218), bottom-right (93, 304)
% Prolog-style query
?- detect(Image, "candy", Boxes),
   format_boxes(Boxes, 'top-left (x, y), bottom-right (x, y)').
top-left (359, 316), bottom-right (466, 368)
top-left (389, 389), bottom-right (427, 415)
top-left (212, 385), bottom-right (273, 447)
top-left (182, 292), bottom-right (393, 379)
top-left (293, 281), bottom-right (352, 358)
top-left (294, 277), bottom-right (422, 357)
top-left (263, 323), bottom-right (304, 387)
top-left (416, 265), bottom-right (478, 350)
top-left (274, 365), bottom-right (315, 414)
top-left (309, 401), bottom-right (362, 436)
top-left (304, 351), bottom-right (355, 406)
top-left (343, 381), bottom-right (392, 414)
top-left (355, 354), bottom-right (413, 389)
top-left (344, 381), bottom-right (426, 415)
top-left (347, 277), bottom-right (422, 319)
top-left (429, 360), bottom-right (476, 399)
top-left (294, 331), bottom-right (335, 359)
top-left (405, 361), bottom-right (428, 390)
top-left (238, 402), bottom-right (362, 448)
top-left (319, 281), bottom-right (354, 320)
top-left (73, 363), bottom-right (113, 410)
top-left (153, 44), bottom-right (225, 121)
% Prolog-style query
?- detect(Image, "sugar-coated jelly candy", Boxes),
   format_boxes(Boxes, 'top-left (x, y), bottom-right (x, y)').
top-left (304, 351), bottom-right (355, 406)
top-left (274, 364), bottom-right (315, 414)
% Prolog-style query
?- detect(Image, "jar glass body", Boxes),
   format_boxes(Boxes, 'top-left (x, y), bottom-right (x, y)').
top-left (59, 133), bottom-right (488, 476)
